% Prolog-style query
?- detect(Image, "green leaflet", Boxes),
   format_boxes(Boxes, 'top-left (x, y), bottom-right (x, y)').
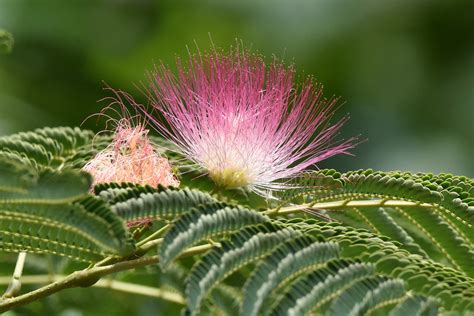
top-left (389, 295), bottom-right (440, 316)
top-left (270, 261), bottom-right (375, 316)
top-left (103, 184), bottom-right (217, 222)
top-left (241, 237), bottom-right (339, 316)
top-left (0, 202), bottom-right (128, 261)
top-left (0, 157), bottom-right (38, 194)
top-left (0, 159), bottom-right (91, 202)
top-left (393, 205), bottom-right (474, 276)
top-left (0, 127), bottom-right (95, 169)
top-left (207, 285), bottom-right (242, 316)
top-left (160, 202), bottom-right (269, 269)
top-left (327, 277), bottom-right (406, 316)
top-left (181, 217), bottom-right (470, 314)
top-left (0, 138), bottom-right (52, 166)
top-left (185, 223), bottom-right (300, 315)
top-left (351, 207), bottom-right (428, 257)
top-left (280, 169), bottom-right (474, 277)
top-left (33, 127), bottom-right (92, 152)
top-left (277, 218), bottom-right (474, 313)
top-left (94, 182), bottom-right (160, 202)
top-left (345, 170), bottom-right (474, 234)
top-left (78, 196), bottom-right (135, 255)
top-left (0, 158), bottom-right (134, 262)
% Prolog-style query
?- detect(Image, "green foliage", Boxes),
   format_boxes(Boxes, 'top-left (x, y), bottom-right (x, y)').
top-left (280, 169), bottom-right (474, 277)
top-left (283, 219), bottom-right (474, 312)
top-left (0, 127), bottom-right (473, 315)
top-left (160, 203), bottom-right (269, 269)
top-left (327, 276), bottom-right (405, 316)
top-left (270, 261), bottom-right (376, 315)
top-left (389, 295), bottom-right (440, 316)
top-left (241, 237), bottom-right (339, 316)
top-left (181, 218), bottom-right (471, 315)
top-left (185, 223), bottom-right (300, 314)
top-left (95, 183), bottom-right (217, 222)
top-left (0, 127), bottom-right (96, 169)
top-left (0, 157), bottom-right (134, 262)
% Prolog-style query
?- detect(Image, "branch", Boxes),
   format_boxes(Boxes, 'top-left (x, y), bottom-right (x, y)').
top-left (0, 243), bottom-right (213, 312)
top-left (264, 198), bottom-right (434, 216)
top-left (2, 252), bottom-right (27, 298)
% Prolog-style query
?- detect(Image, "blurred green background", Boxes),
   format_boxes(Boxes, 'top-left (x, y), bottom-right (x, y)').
top-left (0, 0), bottom-right (473, 315)
top-left (1, 0), bottom-right (473, 176)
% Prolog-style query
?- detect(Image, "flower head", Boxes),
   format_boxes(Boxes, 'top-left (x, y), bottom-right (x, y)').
top-left (134, 46), bottom-right (357, 194)
top-left (83, 107), bottom-right (179, 188)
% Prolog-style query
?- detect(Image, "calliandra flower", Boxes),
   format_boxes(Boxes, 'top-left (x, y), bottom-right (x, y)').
top-left (83, 118), bottom-right (179, 188)
top-left (132, 47), bottom-right (357, 195)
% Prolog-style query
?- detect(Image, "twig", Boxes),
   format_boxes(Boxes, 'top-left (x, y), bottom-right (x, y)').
top-left (136, 224), bottom-right (169, 247)
top-left (0, 243), bottom-right (213, 312)
top-left (264, 199), bottom-right (432, 216)
top-left (2, 252), bottom-right (27, 298)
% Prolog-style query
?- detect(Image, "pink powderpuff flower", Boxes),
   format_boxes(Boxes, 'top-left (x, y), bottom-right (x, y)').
top-left (130, 46), bottom-right (357, 195)
top-left (83, 107), bottom-right (180, 189)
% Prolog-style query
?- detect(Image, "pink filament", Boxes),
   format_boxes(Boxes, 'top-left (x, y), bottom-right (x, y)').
top-left (83, 119), bottom-right (179, 188)
top-left (130, 47), bottom-right (357, 193)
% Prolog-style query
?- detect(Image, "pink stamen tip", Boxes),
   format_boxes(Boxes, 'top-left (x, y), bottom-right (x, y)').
top-left (83, 120), bottom-right (180, 189)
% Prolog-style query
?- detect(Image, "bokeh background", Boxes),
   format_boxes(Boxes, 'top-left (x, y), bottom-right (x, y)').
top-left (1, 0), bottom-right (473, 176)
top-left (0, 0), bottom-right (473, 315)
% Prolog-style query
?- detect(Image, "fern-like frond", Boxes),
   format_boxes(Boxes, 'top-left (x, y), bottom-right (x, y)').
top-left (326, 277), bottom-right (406, 316)
top-left (388, 295), bottom-right (440, 316)
top-left (241, 237), bottom-right (339, 316)
top-left (278, 169), bottom-right (474, 277)
top-left (270, 261), bottom-right (375, 316)
top-left (208, 285), bottom-right (242, 316)
top-left (0, 159), bottom-right (91, 203)
top-left (0, 158), bottom-right (134, 262)
top-left (101, 184), bottom-right (217, 222)
top-left (160, 203), bottom-right (269, 269)
top-left (185, 223), bottom-right (300, 314)
top-left (0, 127), bottom-right (95, 169)
top-left (279, 218), bottom-right (473, 312)
top-left (178, 216), bottom-right (469, 314)
top-left (1, 127), bottom-right (472, 315)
